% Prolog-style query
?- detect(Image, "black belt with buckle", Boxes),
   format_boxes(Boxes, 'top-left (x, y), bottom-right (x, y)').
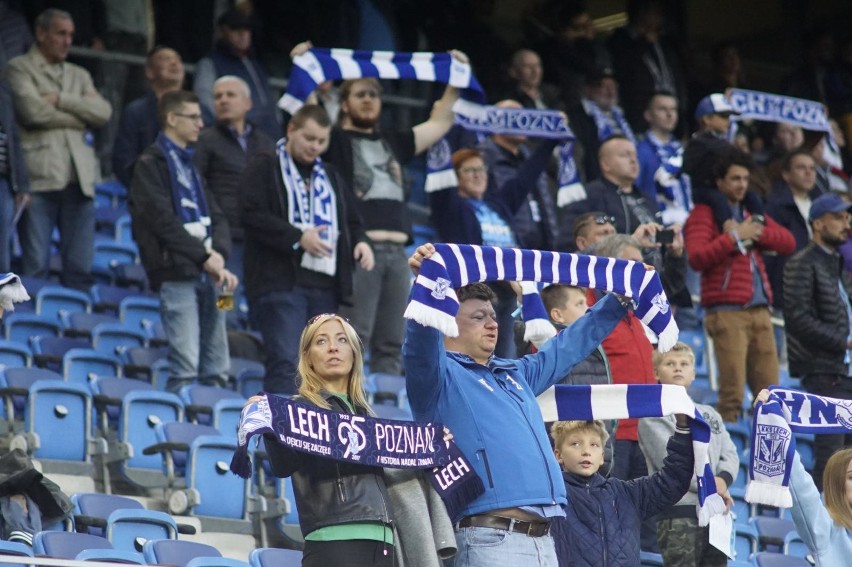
top-left (457, 514), bottom-right (551, 537)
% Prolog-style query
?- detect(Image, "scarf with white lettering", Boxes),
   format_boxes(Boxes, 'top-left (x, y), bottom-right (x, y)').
top-left (643, 131), bottom-right (693, 225)
top-left (279, 48), bottom-right (485, 117)
top-left (157, 133), bottom-right (211, 249)
top-left (425, 106), bottom-right (582, 207)
top-left (537, 384), bottom-right (724, 525)
top-left (231, 394), bottom-right (484, 521)
top-left (746, 387), bottom-right (852, 509)
top-left (405, 243), bottom-right (678, 351)
top-left (0, 273), bottom-right (29, 312)
top-left (278, 139), bottom-right (338, 276)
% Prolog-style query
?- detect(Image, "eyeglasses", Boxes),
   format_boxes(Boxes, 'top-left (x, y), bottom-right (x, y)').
top-left (173, 112), bottom-right (204, 123)
top-left (460, 166), bottom-right (488, 175)
top-left (592, 214), bottom-right (615, 225)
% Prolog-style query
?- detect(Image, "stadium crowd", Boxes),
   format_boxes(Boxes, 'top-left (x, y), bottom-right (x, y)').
top-left (3, 1), bottom-right (852, 566)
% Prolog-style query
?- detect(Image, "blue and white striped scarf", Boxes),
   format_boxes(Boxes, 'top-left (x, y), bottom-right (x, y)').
top-left (157, 133), bottom-right (212, 249)
top-left (277, 139), bottom-right (338, 276)
top-left (424, 106), bottom-right (583, 207)
top-left (538, 384), bottom-right (724, 525)
top-left (747, 387), bottom-right (852, 509)
top-left (643, 131), bottom-right (693, 225)
top-left (0, 273), bottom-right (29, 312)
top-left (583, 98), bottom-right (636, 144)
top-left (405, 243), bottom-right (679, 351)
top-left (279, 48), bottom-right (485, 116)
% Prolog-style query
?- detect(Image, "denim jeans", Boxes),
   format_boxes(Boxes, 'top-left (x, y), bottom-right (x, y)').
top-left (453, 527), bottom-right (557, 566)
top-left (0, 178), bottom-right (15, 273)
top-left (21, 184), bottom-right (94, 290)
top-left (339, 242), bottom-right (408, 375)
top-left (251, 286), bottom-right (338, 395)
top-left (159, 276), bottom-right (229, 392)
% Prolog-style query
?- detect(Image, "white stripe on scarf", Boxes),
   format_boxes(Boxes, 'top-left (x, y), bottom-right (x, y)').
top-left (538, 384), bottom-right (725, 525)
top-left (0, 273), bottom-right (29, 311)
top-left (277, 139), bottom-right (338, 276)
top-left (405, 243), bottom-right (679, 351)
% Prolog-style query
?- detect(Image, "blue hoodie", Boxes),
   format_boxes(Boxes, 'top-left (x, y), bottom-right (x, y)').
top-left (403, 294), bottom-right (626, 517)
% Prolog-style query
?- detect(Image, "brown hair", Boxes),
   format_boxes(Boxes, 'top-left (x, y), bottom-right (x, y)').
top-left (823, 448), bottom-right (852, 530)
top-left (550, 420), bottom-right (609, 448)
top-left (157, 90), bottom-right (199, 129)
top-left (451, 148), bottom-right (483, 172)
top-left (296, 314), bottom-right (373, 414)
top-left (540, 284), bottom-right (584, 314)
top-left (337, 78), bottom-right (382, 125)
top-left (455, 282), bottom-right (496, 304)
top-left (652, 341), bottom-right (696, 369)
top-left (289, 104), bottom-right (332, 130)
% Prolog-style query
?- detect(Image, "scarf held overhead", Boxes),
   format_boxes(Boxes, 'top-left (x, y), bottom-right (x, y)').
top-left (231, 394), bottom-right (484, 521)
top-left (538, 383), bottom-right (724, 526)
top-left (405, 243), bottom-right (679, 351)
top-left (279, 48), bottom-right (485, 116)
top-left (746, 387), bottom-right (852, 509)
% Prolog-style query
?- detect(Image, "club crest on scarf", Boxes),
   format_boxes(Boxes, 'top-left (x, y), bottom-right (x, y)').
top-left (431, 277), bottom-right (451, 300)
top-left (338, 417), bottom-right (367, 458)
top-left (651, 292), bottom-right (670, 315)
top-left (755, 424), bottom-right (790, 477)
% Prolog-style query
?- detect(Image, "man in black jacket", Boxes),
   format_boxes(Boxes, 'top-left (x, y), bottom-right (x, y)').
top-left (240, 104), bottom-right (373, 395)
top-left (129, 90), bottom-right (237, 393)
top-left (783, 192), bottom-right (852, 489)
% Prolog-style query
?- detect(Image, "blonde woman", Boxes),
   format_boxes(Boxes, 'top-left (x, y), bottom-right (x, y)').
top-left (755, 389), bottom-right (852, 565)
top-left (262, 313), bottom-right (394, 566)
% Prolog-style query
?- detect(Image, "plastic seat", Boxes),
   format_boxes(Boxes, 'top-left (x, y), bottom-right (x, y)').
top-left (0, 540), bottom-right (34, 567)
top-left (92, 323), bottom-right (147, 356)
top-left (113, 263), bottom-right (149, 290)
top-left (123, 345), bottom-right (168, 380)
top-left (75, 548), bottom-right (146, 564)
top-left (24, 380), bottom-right (92, 463)
top-left (4, 313), bottom-right (61, 343)
top-left (119, 296), bottom-right (161, 332)
top-left (186, 558), bottom-right (251, 567)
top-left (89, 284), bottom-right (147, 315)
top-left (72, 492), bottom-right (144, 536)
top-left (63, 348), bottom-right (122, 385)
top-left (750, 517), bottom-right (797, 552)
top-left (370, 373), bottom-right (406, 406)
top-left (30, 336), bottom-right (91, 372)
top-left (35, 286), bottom-right (91, 321)
top-left (107, 508), bottom-right (181, 553)
top-left (638, 551), bottom-right (663, 566)
top-left (249, 547), bottom-right (303, 567)
top-left (0, 339), bottom-right (32, 368)
top-left (0, 367), bottom-right (64, 420)
top-left (733, 522), bottom-right (758, 560)
top-left (115, 213), bottom-right (133, 243)
top-left (234, 365), bottom-right (264, 398)
top-left (61, 312), bottom-right (121, 339)
top-left (179, 384), bottom-right (245, 427)
top-left (229, 357), bottom-right (264, 386)
top-left (783, 531), bottom-right (811, 559)
top-left (142, 538), bottom-right (221, 567)
top-left (373, 401), bottom-right (413, 421)
top-left (751, 552), bottom-right (812, 566)
top-left (32, 530), bottom-right (113, 559)
top-left (91, 376), bottom-right (156, 434)
top-left (95, 179), bottom-right (128, 209)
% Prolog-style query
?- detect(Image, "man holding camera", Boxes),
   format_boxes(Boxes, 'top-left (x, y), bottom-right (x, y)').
top-left (684, 148), bottom-right (795, 423)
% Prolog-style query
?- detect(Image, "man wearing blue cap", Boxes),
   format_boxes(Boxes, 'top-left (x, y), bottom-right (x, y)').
top-left (783, 192), bottom-right (852, 490)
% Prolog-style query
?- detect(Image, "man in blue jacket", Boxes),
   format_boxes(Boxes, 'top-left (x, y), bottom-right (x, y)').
top-left (404, 243), bottom-right (630, 567)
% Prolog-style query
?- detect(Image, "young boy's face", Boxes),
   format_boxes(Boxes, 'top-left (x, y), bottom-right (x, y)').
top-left (551, 289), bottom-right (588, 326)
top-left (555, 429), bottom-right (604, 477)
top-left (655, 352), bottom-right (696, 388)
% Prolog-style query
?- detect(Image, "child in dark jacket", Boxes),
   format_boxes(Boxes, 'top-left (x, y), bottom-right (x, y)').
top-left (549, 419), bottom-right (694, 567)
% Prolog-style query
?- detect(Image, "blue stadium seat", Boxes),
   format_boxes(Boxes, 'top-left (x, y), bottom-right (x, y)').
top-left (91, 323), bottom-right (147, 356)
top-left (750, 517), bottom-right (797, 553)
top-left (36, 286), bottom-right (91, 321)
top-left (4, 313), bottom-right (60, 343)
top-left (33, 530), bottom-right (113, 559)
top-left (370, 372), bottom-right (406, 406)
top-left (373, 402), bottom-right (413, 420)
top-left (122, 345), bottom-right (168, 380)
top-left (0, 367), bottom-right (64, 420)
top-left (72, 492), bottom-right (143, 537)
top-left (249, 548), bottom-right (302, 567)
top-left (142, 538), bottom-right (220, 567)
top-left (106, 508), bottom-right (180, 553)
top-left (89, 284), bottom-right (147, 315)
top-left (30, 336), bottom-right (91, 372)
top-left (24, 380), bottom-right (92, 463)
top-left (0, 540), bottom-right (34, 567)
top-left (751, 552), bottom-right (811, 566)
top-left (63, 348), bottom-right (122, 385)
top-left (0, 339), bottom-right (32, 368)
top-left (178, 384), bottom-right (245, 428)
top-left (726, 422), bottom-right (750, 457)
top-left (783, 531), bottom-right (811, 560)
top-left (119, 296), bottom-right (160, 332)
top-left (95, 179), bottom-right (128, 209)
top-left (92, 241), bottom-right (139, 284)
top-left (638, 551), bottom-right (663, 566)
top-left (186, 558), bottom-right (251, 567)
top-left (61, 312), bottom-right (121, 339)
top-left (75, 548), bottom-right (146, 564)
top-left (90, 376), bottom-right (156, 434)
top-left (733, 522), bottom-right (758, 560)
top-left (114, 213), bottom-right (133, 243)
top-left (234, 365), bottom-right (264, 398)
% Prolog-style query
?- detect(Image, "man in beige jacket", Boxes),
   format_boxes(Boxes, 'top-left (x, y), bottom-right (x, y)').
top-left (5, 8), bottom-right (111, 290)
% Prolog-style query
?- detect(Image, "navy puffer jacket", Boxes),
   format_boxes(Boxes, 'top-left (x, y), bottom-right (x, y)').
top-left (551, 432), bottom-right (693, 567)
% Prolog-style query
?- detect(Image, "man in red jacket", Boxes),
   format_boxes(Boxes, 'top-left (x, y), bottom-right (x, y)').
top-left (684, 148), bottom-right (795, 422)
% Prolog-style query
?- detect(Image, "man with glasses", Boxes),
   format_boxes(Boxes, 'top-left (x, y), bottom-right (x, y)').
top-left (5, 8), bottom-right (112, 290)
top-left (129, 90), bottom-right (237, 393)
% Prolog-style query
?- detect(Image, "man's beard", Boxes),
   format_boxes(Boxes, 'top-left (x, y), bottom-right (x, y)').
top-left (348, 113), bottom-right (378, 130)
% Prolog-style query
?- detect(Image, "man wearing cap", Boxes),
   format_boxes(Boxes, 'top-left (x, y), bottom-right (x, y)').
top-left (783, 192), bottom-right (852, 489)
top-left (193, 9), bottom-right (280, 139)
top-left (684, 93), bottom-right (766, 234)
top-left (684, 147), bottom-right (795, 423)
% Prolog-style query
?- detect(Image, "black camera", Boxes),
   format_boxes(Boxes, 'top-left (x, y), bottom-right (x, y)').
top-left (656, 229), bottom-right (675, 245)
